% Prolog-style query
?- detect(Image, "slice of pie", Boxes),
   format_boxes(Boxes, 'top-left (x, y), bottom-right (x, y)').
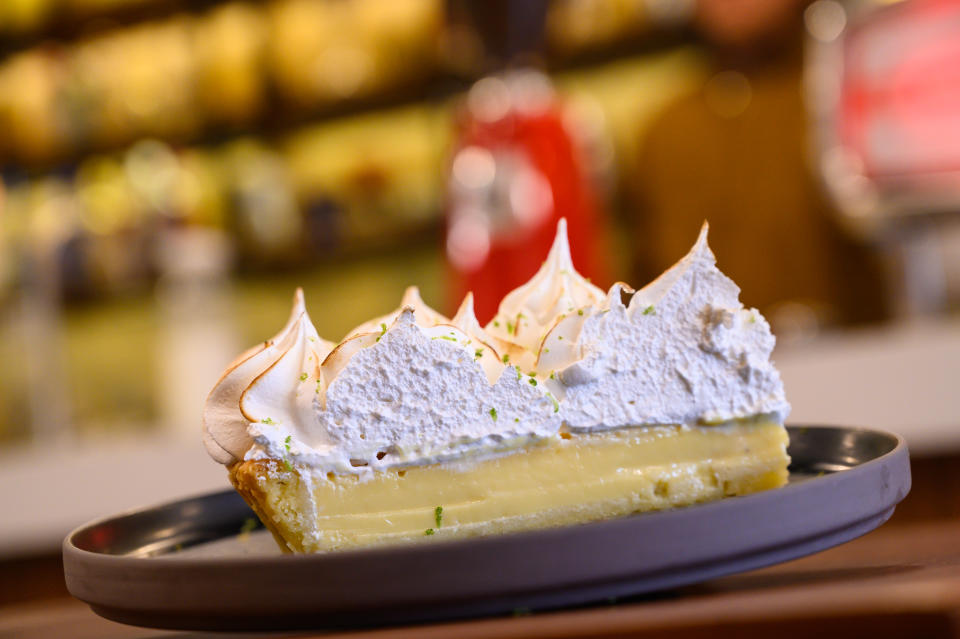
top-left (203, 220), bottom-right (790, 553)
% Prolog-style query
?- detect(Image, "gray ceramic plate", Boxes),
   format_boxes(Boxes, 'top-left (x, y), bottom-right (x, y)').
top-left (64, 425), bottom-right (910, 631)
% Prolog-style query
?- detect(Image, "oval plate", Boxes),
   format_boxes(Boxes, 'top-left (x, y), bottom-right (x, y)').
top-left (63, 425), bottom-right (910, 631)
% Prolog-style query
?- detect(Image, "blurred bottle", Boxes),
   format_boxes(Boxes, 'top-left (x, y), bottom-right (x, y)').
top-left (444, 0), bottom-right (608, 321)
top-left (154, 222), bottom-right (238, 441)
top-left (17, 177), bottom-right (74, 443)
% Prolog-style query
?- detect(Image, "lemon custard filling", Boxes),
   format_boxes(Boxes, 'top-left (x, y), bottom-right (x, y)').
top-left (232, 418), bottom-right (787, 552)
top-left (203, 219), bottom-right (791, 552)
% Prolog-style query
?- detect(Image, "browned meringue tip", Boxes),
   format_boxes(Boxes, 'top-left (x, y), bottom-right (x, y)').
top-left (452, 292), bottom-right (476, 325)
top-left (534, 305), bottom-right (593, 372)
top-left (320, 331), bottom-right (380, 388)
top-left (237, 311), bottom-right (306, 424)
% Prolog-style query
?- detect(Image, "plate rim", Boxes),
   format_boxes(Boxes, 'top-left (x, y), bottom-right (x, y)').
top-left (62, 424), bottom-right (911, 629)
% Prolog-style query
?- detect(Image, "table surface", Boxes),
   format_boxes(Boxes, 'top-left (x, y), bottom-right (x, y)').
top-left (3, 515), bottom-right (959, 639)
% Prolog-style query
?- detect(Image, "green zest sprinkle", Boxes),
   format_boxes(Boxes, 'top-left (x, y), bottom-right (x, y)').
top-left (299, 372), bottom-right (308, 381)
top-left (284, 435), bottom-right (292, 452)
top-left (557, 335), bottom-right (563, 340)
top-left (432, 335), bottom-right (458, 342)
top-left (434, 505), bottom-right (443, 528)
top-left (283, 458), bottom-right (293, 472)
top-left (749, 313), bottom-right (757, 324)
top-left (643, 305), bottom-right (656, 316)
top-left (549, 372), bottom-right (556, 379)
top-left (424, 528), bottom-right (435, 536)
top-left (474, 348), bottom-right (483, 360)
top-left (240, 518), bottom-right (258, 534)
top-left (528, 372), bottom-right (536, 377)
top-left (376, 322), bottom-right (387, 342)
top-left (578, 309), bottom-right (584, 316)
top-left (516, 369), bottom-right (522, 380)
top-left (502, 353), bottom-right (510, 364)
top-left (493, 320), bottom-right (500, 327)
top-left (548, 393), bottom-right (559, 412)
top-left (514, 417), bottom-right (520, 422)
top-left (506, 321), bottom-right (515, 335)
top-left (261, 417), bottom-right (276, 425)
top-left (528, 378), bottom-right (538, 387)
top-left (544, 348), bottom-right (550, 353)
top-left (308, 336), bottom-right (316, 342)
top-left (489, 407), bottom-right (498, 421)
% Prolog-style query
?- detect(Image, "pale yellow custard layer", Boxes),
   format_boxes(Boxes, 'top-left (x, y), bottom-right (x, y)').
top-left (230, 420), bottom-right (789, 553)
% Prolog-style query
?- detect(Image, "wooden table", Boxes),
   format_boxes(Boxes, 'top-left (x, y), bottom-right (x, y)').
top-left (3, 453), bottom-right (960, 639)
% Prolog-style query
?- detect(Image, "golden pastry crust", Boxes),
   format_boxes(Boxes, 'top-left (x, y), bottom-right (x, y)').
top-left (229, 460), bottom-right (306, 553)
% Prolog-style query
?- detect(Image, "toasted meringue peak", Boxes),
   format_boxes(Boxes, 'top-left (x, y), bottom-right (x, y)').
top-left (486, 218), bottom-right (604, 353)
top-left (452, 292), bottom-right (483, 336)
top-left (202, 289), bottom-right (333, 465)
top-left (320, 331), bottom-right (380, 394)
top-left (346, 286), bottom-right (448, 339)
top-left (239, 311), bottom-right (324, 435)
top-left (453, 291), bottom-right (505, 348)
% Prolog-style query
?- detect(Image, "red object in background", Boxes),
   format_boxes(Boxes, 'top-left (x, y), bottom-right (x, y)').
top-left (840, 0), bottom-right (960, 183)
top-left (446, 72), bottom-right (607, 323)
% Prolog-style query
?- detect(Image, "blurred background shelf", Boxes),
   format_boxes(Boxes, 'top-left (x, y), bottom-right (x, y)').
top-left (3, 0), bottom-right (960, 567)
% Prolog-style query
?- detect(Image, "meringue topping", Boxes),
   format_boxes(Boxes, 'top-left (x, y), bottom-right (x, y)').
top-left (204, 219), bottom-right (789, 477)
top-left (557, 223), bottom-right (789, 428)
top-left (485, 219), bottom-right (604, 355)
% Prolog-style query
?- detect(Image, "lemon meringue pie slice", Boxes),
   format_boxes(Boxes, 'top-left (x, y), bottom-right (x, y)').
top-left (204, 221), bottom-right (790, 553)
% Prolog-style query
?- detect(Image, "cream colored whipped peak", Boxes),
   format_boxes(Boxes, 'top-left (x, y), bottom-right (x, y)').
top-left (453, 292), bottom-right (505, 349)
top-left (202, 289), bottom-right (333, 465)
top-left (346, 286), bottom-right (448, 339)
top-left (486, 218), bottom-right (604, 355)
